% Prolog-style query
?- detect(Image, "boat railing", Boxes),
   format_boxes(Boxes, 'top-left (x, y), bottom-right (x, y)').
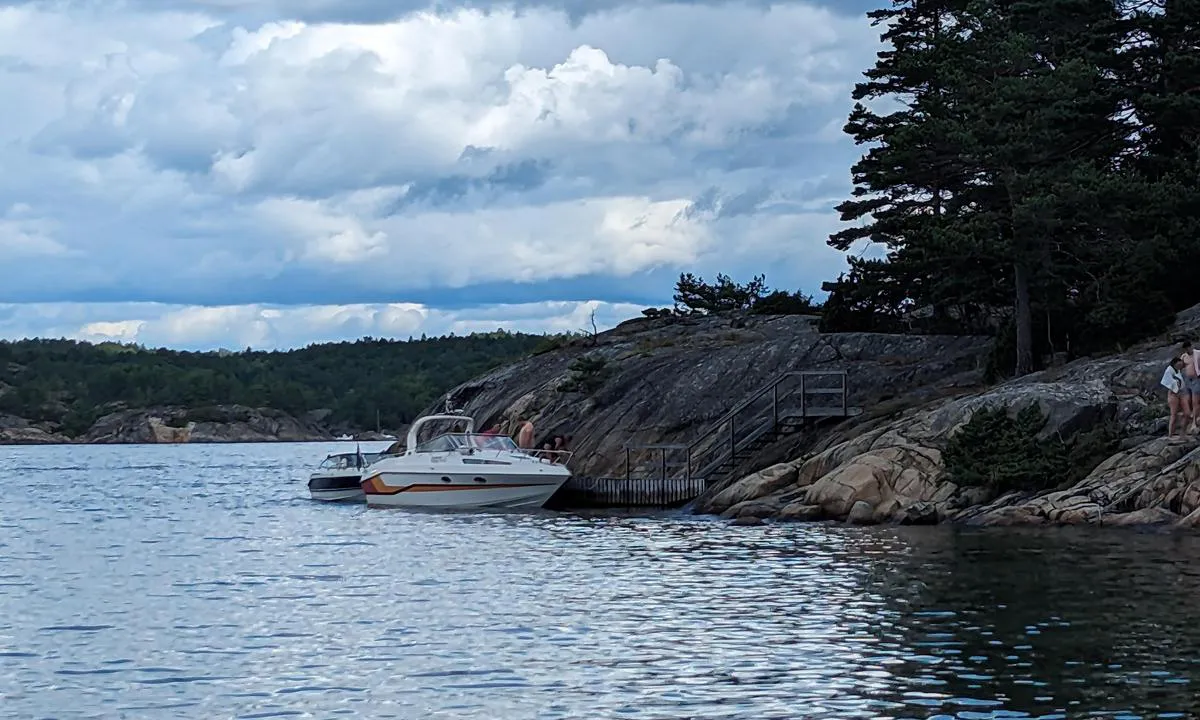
top-left (520, 448), bottom-right (574, 466)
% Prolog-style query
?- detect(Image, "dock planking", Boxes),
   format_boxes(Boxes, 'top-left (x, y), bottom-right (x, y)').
top-left (551, 475), bottom-right (708, 509)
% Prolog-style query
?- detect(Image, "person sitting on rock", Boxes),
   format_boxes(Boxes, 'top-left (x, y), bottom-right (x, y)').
top-left (1162, 356), bottom-right (1186, 439)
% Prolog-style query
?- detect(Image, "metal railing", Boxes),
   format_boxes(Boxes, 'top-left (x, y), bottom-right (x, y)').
top-left (522, 448), bottom-right (574, 466)
top-left (620, 370), bottom-right (850, 485)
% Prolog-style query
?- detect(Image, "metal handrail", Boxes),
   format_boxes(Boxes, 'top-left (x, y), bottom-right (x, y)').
top-left (619, 369), bottom-right (849, 483)
top-left (686, 370), bottom-right (846, 453)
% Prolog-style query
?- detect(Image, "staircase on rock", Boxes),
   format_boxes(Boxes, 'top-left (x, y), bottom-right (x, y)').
top-left (557, 370), bottom-right (861, 508)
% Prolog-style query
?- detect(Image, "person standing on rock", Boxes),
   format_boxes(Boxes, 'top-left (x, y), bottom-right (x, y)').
top-left (1181, 341), bottom-right (1200, 432)
top-left (1163, 356), bottom-right (1186, 439)
top-left (1180, 338), bottom-right (1200, 432)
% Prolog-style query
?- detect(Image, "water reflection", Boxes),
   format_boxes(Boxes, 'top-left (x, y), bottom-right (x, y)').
top-left (859, 526), bottom-right (1200, 718)
top-left (1, 444), bottom-right (1199, 718)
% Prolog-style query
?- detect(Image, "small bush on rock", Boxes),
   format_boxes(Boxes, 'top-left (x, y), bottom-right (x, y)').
top-left (944, 404), bottom-right (1118, 494)
top-left (557, 355), bottom-right (613, 394)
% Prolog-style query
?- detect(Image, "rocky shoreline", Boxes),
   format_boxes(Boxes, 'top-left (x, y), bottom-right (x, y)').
top-left (694, 308), bottom-right (1200, 531)
top-left (9, 306), bottom-right (1200, 530)
top-left (415, 306), bottom-right (1200, 531)
top-left (0, 405), bottom-right (357, 445)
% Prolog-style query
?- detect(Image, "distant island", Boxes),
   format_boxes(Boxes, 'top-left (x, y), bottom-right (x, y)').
top-left (0, 332), bottom-right (553, 444)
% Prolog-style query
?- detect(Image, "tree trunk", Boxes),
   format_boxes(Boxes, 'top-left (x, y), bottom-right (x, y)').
top-left (1014, 260), bottom-right (1034, 376)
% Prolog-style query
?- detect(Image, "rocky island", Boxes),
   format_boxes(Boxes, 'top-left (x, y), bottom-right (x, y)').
top-left (0, 405), bottom-right (339, 444)
top-left (423, 303), bottom-right (1200, 531)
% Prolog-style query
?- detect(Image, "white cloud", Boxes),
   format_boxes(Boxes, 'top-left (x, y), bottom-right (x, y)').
top-left (0, 0), bottom-right (881, 345)
top-left (255, 189), bottom-right (715, 284)
top-left (0, 202), bottom-right (70, 258)
top-left (0, 300), bottom-right (646, 350)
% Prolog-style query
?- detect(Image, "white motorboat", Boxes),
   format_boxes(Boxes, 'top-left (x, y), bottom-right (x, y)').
top-left (307, 449), bottom-right (384, 501)
top-left (360, 413), bottom-right (571, 509)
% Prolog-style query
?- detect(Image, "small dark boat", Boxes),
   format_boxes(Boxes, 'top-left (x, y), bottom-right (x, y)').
top-left (307, 450), bottom-right (382, 502)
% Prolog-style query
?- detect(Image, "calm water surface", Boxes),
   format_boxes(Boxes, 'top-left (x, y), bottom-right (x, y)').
top-left (3, 443), bottom-right (1200, 719)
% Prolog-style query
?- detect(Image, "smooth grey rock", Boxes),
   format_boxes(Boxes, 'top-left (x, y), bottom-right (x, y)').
top-left (846, 500), bottom-right (876, 525)
top-left (776, 503), bottom-right (823, 522)
top-left (428, 313), bottom-right (991, 482)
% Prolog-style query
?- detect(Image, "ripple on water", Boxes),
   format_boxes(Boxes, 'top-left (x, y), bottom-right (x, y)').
top-left (4, 443), bottom-right (1200, 718)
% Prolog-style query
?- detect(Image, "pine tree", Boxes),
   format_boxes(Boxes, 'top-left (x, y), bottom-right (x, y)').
top-left (1116, 0), bottom-right (1200, 312)
top-left (941, 0), bottom-right (1138, 373)
top-left (829, 0), bottom-right (1002, 334)
top-left (828, 0), bottom-right (1189, 372)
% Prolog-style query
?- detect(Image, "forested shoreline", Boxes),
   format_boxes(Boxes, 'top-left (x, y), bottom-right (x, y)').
top-left (0, 333), bottom-right (549, 438)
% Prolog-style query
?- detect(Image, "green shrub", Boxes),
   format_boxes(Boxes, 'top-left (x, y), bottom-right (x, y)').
top-left (557, 355), bottom-right (613, 394)
top-left (944, 403), bottom-right (1118, 494)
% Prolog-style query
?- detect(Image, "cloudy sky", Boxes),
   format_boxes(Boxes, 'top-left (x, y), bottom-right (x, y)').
top-left (0, 0), bottom-right (884, 350)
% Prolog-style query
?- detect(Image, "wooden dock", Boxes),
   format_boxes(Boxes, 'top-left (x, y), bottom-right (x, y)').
top-left (550, 475), bottom-right (707, 509)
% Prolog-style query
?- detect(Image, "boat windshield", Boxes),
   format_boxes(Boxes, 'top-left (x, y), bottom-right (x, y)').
top-left (319, 454), bottom-right (355, 470)
top-left (413, 433), bottom-right (520, 453)
top-left (318, 452), bottom-right (379, 470)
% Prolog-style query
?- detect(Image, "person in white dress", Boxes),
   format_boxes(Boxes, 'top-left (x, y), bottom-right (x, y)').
top-left (1161, 356), bottom-right (1186, 438)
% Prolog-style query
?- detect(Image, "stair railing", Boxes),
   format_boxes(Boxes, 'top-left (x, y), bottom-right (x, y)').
top-left (620, 370), bottom-right (849, 484)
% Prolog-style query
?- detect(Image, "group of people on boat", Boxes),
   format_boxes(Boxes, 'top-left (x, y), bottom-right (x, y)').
top-left (1160, 340), bottom-right (1200, 437)
top-left (479, 419), bottom-right (571, 463)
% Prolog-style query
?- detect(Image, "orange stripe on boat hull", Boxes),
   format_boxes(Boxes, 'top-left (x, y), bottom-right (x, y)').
top-left (404, 483), bottom-right (546, 492)
top-left (361, 475), bottom-right (547, 496)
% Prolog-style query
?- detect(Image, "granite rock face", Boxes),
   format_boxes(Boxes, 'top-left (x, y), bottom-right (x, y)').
top-left (0, 414), bottom-right (72, 444)
top-left (699, 306), bottom-right (1200, 530)
top-left (423, 313), bottom-right (992, 480)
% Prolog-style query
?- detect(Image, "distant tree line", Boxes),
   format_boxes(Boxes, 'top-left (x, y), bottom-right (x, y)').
top-left (0, 333), bottom-right (546, 437)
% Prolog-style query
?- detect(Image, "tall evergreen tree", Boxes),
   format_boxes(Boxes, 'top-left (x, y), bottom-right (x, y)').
top-left (1116, 0), bottom-right (1200, 311)
top-left (942, 0), bottom-right (1136, 373)
top-left (829, 0), bottom-right (1005, 334)
top-left (828, 0), bottom-right (1191, 375)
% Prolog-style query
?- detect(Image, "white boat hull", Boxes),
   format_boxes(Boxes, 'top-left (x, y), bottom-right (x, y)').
top-left (362, 472), bottom-right (566, 509)
top-left (358, 413), bottom-right (573, 511)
